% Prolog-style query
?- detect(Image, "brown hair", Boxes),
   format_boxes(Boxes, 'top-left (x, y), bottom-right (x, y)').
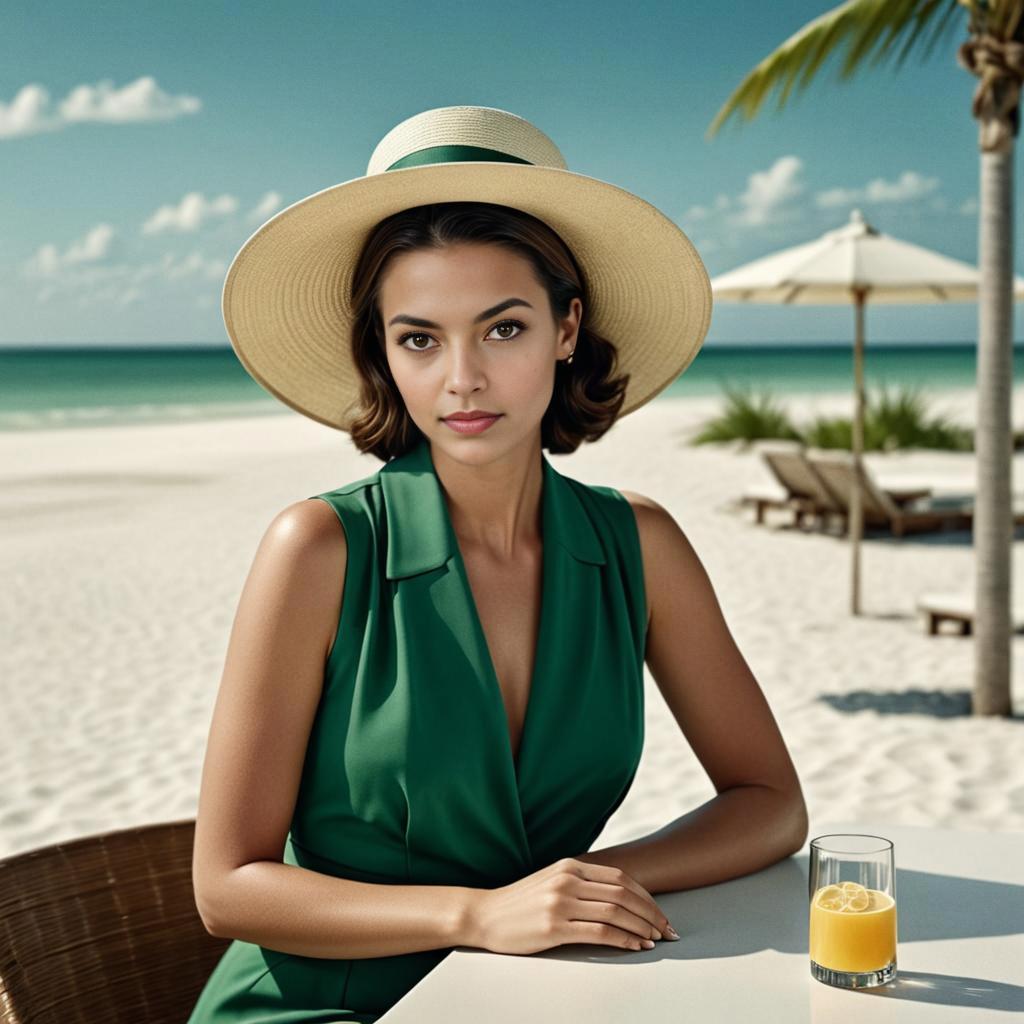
top-left (345, 201), bottom-right (630, 461)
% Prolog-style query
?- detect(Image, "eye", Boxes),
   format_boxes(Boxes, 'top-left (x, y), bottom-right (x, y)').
top-left (397, 331), bottom-right (437, 352)
top-left (486, 318), bottom-right (527, 341)
top-left (396, 318), bottom-right (527, 352)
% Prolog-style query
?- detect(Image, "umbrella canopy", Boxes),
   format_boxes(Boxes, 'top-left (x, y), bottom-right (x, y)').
top-left (711, 208), bottom-right (1024, 303)
top-left (709, 208), bottom-right (1023, 617)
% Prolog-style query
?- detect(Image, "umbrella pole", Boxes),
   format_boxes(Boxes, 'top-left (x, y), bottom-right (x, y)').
top-left (850, 288), bottom-right (867, 616)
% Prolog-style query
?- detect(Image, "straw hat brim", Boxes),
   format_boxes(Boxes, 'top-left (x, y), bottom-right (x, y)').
top-left (222, 160), bottom-right (712, 432)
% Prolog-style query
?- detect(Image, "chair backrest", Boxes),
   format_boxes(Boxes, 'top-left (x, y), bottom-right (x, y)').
top-left (806, 450), bottom-right (901, 519)
top-left (761, 447), bottom-right (842, 510)
top-left (0, 818), bottom-right (230, 1024)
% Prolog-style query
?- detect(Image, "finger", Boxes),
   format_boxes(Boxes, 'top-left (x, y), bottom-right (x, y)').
top-left (566, 919), bottom-right (654, 951)
top-left (568, 895), bottom-right (664, 941)
top-left (567, 860), bottom-right (664, 919)
top-left (571, 874), bottom-right (672, 936)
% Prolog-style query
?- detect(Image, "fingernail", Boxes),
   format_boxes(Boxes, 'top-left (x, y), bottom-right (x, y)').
top-left (640, 938), bottom-right (655, 949)
top-left (665, 925), bottom-right (680, 940)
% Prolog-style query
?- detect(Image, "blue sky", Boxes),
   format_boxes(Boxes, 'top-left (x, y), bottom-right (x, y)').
top-left (2, 0), bottom-right (1019, 347)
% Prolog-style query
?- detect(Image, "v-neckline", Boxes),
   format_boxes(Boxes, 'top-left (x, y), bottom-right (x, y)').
top-left (444, 458), bottom-right (552, 785)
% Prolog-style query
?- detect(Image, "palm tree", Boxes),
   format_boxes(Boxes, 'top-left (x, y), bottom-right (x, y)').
top-left (707, 0), bottom-right (1023, 718)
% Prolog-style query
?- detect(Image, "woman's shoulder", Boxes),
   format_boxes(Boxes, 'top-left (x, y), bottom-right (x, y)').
top-left (601, 486), bottom-right (681, 599)
top-left (256, 498), bottom-right (351, 582)
top-left (311, 464), bottom-right (384, 505)
top-left (249, 465), bottom-right (386, 580)
top-left (614, 487), bottom-right (674, 532)
top-left (298, 461), bottom-right (392, 532)
top-left (612, 487), bottom-right (686, 561)
top-left (567, 476), bottom-right (673, 547)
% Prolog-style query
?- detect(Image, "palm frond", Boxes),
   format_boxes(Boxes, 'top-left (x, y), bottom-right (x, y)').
top-left (903, 0), bottom-right (967, 64)
top-left (707, 0), bottom-right (965, 137)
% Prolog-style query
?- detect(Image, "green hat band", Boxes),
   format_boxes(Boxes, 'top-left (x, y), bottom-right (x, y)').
top-left (386, 145), bottom-right (534, 170)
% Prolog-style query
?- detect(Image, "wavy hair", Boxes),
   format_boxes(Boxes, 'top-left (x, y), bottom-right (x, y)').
top-left (345, 201), bottom-right (630, 461)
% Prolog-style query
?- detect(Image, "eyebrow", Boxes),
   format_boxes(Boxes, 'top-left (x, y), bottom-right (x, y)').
top-left (386, 297), bottom-right (534, 329)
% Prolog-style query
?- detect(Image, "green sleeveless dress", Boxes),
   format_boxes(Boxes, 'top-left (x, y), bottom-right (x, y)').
top-left (186, 436), bottom-right (647, 1023)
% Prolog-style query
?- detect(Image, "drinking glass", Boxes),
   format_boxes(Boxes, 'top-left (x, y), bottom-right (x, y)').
top-left (808, 834), bottom-right (897, 988)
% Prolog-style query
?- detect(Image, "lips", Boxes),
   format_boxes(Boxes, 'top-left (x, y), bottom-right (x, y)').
top-left (444, 412), bottom-right (501, 421)
top-left (442, 412), bottom-right (503, 434)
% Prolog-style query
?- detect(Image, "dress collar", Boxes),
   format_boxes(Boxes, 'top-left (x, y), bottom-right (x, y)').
top-left (379, 436), bottom-right (606, 580)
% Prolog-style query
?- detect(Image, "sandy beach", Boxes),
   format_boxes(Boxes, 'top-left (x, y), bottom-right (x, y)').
top-left (2, 387), bottom-right (1023, 862)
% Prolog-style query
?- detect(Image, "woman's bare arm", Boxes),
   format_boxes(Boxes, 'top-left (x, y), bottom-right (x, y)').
top-left (574, 490), bottom-right (809, 895)
top-left (191, 498), bottom-right (479, 959)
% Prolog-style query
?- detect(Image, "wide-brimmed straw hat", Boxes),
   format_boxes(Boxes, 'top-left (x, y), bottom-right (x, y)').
top-left (222, 104), bottom-right (712, 432)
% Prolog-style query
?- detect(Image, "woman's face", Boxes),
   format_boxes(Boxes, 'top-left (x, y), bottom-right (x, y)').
top-left (377, 242), bottom-right (581, 464)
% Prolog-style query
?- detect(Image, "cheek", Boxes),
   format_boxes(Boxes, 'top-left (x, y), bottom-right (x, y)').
top-left (520, 351), bottom-right (557, 401)
top-left (387, 357), bottom-right (426, 404)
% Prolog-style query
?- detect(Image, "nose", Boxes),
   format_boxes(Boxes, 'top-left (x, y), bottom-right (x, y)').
top-left (444, 340), bottom-right (488, 395)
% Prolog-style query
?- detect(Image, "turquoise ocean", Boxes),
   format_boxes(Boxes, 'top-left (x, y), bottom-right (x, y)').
top-left (1, 342), bottom-right (1021, 432)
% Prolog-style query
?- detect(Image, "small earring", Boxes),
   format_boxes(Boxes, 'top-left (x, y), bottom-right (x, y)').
top-left (566, 348), bottom-right (575, 365)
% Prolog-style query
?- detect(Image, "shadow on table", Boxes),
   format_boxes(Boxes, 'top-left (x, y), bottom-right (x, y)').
top-left (535, 853), bottom-right (1024, 1013)
top-left (814, 969), bottom-right (1024, 1012)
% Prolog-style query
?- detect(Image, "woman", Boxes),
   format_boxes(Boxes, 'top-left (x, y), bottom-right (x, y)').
top-left (188, 105), bottom-right (808, 1023)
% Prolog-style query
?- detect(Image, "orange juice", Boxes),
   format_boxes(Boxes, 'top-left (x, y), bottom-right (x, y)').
top-left (810, 882), bottom-right (896, 973)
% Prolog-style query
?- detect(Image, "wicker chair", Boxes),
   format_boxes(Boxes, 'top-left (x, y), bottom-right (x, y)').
top-left (0, 818), bottom-right (230, 1024)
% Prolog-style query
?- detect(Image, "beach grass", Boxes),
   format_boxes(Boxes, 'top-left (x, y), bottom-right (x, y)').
top-left (691, 382), bottom-right (1014, 451)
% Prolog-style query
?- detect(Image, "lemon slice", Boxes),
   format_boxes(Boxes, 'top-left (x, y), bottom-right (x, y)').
top-left (839, 883), bottom-right (870, 912)
top-left (868, 890), bottom-right (895, 912)
top-left (814, 881), bottom-right (872, 912)
top-left (814, 884), bottom-right (845, 910)
top-left (843, 888), bottom-right (868, 913)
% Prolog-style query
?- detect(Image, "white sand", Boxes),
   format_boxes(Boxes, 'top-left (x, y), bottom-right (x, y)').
top-left (2, 387), bottom-right (1023, 862)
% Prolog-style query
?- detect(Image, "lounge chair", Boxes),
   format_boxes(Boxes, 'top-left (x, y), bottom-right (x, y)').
top-left (916, 591), bottom-right (1024, 635)
top-left (741, 441), bottom-right (932, 530)
top-left (806, 450), bottom-right (987, 538)
top-left (0, 818), bottom-right (229, 1024)
top-left (739, 441), bottom-right (838, 527)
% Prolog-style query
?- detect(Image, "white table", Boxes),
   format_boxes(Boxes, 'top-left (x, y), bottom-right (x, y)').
top-left (378, 822), bottom-right (1024, 1022)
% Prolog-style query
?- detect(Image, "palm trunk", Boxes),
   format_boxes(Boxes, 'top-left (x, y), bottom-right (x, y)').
top-left (973, 143), bottom-right (1014, 716)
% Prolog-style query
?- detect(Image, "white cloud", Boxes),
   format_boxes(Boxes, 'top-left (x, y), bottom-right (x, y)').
top-left (141, 191), bottom-right (239, 234)
top-left (75, 283), bottom-right (143, 308)
top-left (816, 170), bottom-right (940, 209)
top-left (25, 223), bottom-right (116, 277)
top-left (28, 244), bottom-right (61, 277)
top-left (22, 229), bottom-right (226, 315)
top-left (682, 193), bottom-right (731, 223)
top-left (0, 76), bottom-right (200, 139)
top-left (959, 196), bottom-right (979, 216)
top-left (867, 170), bottom-right (939, 202)
top-left (732, 155), bottom-right (805, 227)
top-left (161, 249), bottom-right (228, 282)
top-left (248, 191), bottom-right (284, 222)
top-left (0, 84), bottom-right (50, 139)
top-left (679, 158), bottom-right (804, 232)
top-left (60, 76), bottom-right (200, 124)
top-left (65, 223), bottom-right (116, 264)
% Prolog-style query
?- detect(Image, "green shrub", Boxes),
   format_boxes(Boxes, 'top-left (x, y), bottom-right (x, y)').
top-left (691, 384), bottom-right (802, 447)
top-left (801, 415), bottom-right (854, 449)
top-left (868, 382), bottom-right (972, 451)
top-left (692, 381), bottom-right (978, 451)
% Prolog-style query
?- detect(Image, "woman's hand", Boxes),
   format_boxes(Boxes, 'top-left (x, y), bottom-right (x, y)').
top-left (465, 857), bottom-right (677, 955)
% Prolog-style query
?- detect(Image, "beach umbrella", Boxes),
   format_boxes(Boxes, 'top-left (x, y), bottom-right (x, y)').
top-left (710, 208), bottom-right (1024, 617)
